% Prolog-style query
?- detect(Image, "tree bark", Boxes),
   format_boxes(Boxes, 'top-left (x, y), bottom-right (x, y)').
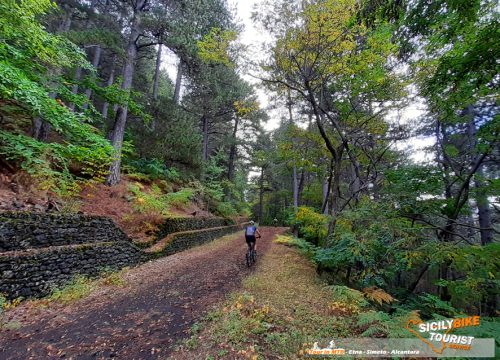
top-left (68, 66), bottom-right (83, 111)
top-left (466, 111), bottom-right (493, 245)
top-left (152, 44), bottom-right (162, 100)
top-left (287, 89), bottom-right (299, 213)
top-left (298, 168), bottom-right (305, 205)
top-left (292, 166), bottom-right (299, 210)
top-left (106, 1), bottom-right (145, 186)
top-left (259, 166), bottom-right (264, 223)
top-left (476, 170), bottom-right (493, 245)
top-left (173, 60), bottom-right (183, 104)
top-left (202, 115), bottom-right (209, 161)
top-left (321, 158), bottom-right (334, 214)
top-left (102, 54), bottom-right (117, 119)
top-left (327, 146), bottom-right (343, 238)
top-left (227, 116), bottom-right (239, 181)
top-left (82, 45), bottom-right (102, 110)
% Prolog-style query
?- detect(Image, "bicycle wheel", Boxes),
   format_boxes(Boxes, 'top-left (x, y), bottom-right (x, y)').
top-left (251, 250), bottom-right (257, 265)
top-left (246, 251), bottom-right (251, 267)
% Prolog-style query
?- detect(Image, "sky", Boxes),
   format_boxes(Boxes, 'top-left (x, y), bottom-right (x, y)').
top-left (162, 0), bottom-right (434, 163)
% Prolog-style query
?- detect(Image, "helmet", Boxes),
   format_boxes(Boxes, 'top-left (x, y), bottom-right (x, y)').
top-left (249, 220), bottom-right (255, 225)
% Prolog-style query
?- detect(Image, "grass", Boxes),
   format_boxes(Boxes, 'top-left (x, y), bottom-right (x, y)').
top-left (46, 269), bottom-right (128, 304)
top-left (174, 234), bottom-right (358, 359)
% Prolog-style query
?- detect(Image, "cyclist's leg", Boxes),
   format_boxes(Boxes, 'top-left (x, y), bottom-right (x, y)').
top-left (245, 235), bottom-right (253, 251)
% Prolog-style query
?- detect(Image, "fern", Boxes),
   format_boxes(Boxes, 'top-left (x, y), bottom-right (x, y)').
top-left (363, 286), bottom-right (397, 305)
top-left (327, 285), bottom-right (370, 309)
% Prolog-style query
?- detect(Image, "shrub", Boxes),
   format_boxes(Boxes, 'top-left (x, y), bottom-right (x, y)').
top-left (290, 206), bottom-right (328, 245)
top-left (128, 183), bottom-right (169, 215)
top-left (125, 158), bottom-right (181, 182)
top-left (166, 188), bottom-right (194, 208)
top-left (215, 202), bottom-right (237, 218)
top-left (47, 276), bottom-right (94, 304)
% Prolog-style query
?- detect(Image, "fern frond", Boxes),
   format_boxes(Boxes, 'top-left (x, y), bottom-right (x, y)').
top-left (363, 286), bottom-right (397, 305)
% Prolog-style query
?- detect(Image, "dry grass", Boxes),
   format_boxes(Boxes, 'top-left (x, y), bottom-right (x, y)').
top-left (173, 235), bottom-right (357, 360)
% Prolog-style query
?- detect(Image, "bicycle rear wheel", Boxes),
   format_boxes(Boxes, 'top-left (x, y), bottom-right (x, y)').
top-left (246, 251), bottom-right (251, 267)
top-left (251, 250), bottom-right (257, 265)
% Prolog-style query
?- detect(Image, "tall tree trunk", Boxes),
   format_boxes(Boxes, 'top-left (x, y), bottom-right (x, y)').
top-left (463, 109), bottom-right (493, 245)
top-left (327, 147), bottom-right (343, 238)
top-left (82, 45), bottom-right (102, 110)
top-left (298, 168), bottom-right (305, 205)
top-left (102, 54), bottom-right (117, 119)
top-left (227, 117), bottom-right (239, 181)
top-left (152, 44), bottom-right (162, 100)
top-left (292, 166), bottom-right (299, 210)
top-left (287, 89), bottom-right (299, 213)
top-left (68, 66), bottom-right (83, 111)
top-left (202, 115), bottom-right (209, 161)
top-left (173, 60), bottom-right (183, 104)
top-left (476, 168), bottom-right (493, 245)
top-left (259, 166), bottom-right (264, 223)
top-left (32, 11), bottom-right (72, 140)
top-left (106, 1), bottom-right (145, 186)
top-left (321, 158), bottom-right (334, 214)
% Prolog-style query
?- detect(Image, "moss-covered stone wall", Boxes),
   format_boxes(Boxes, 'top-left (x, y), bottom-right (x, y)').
top-left (148, 223), bottom-right (247, 257)
top-left (156, 217), bottom-right (234, 239)
top-left (0, 211), bottom-right (129, 252)
top-left (0, 211), bottom-right (244, 300)
top-left (0, 242), bottom-right (143, 299)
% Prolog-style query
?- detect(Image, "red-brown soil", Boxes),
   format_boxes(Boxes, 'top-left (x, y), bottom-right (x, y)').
top-left (0, 171), bottom-right (214, 243)
top-left (0, 227), bottom-right (287, 359)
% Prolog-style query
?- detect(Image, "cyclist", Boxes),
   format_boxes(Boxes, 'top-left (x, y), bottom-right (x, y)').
top-left (245, 220), bottom-right (261, 253)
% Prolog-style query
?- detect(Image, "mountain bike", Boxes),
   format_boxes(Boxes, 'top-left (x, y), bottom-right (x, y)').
top-left (246, 235), bottom-right (261, 267)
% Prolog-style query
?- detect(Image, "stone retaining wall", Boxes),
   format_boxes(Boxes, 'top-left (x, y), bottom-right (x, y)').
top-left (0, 211), bottom-right (141, 300)
top-left (0, 242), bottom-right (143, 299)
top-left (0, 211), bottom-right (244, 300)
top-left (156, 217), bottom-right (234, 239)
top-left (148, 223), bottom-right (246, 257)
top-left (0, 211), bottom-right (129, 252)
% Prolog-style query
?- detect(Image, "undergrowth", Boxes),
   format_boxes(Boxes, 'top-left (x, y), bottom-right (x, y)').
top-left (29, 269), bottom-right (127, 307)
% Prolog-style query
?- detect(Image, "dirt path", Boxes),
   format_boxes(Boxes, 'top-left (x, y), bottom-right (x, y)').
top-left (0, 227), bottom-right (287, 360)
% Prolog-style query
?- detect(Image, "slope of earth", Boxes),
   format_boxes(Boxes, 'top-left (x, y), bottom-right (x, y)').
top-left (0, 227), bottom-right (287, 359)
top-left (0, 169), bottom-right (214, 244)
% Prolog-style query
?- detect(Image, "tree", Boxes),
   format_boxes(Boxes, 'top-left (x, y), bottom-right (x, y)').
top-left (260, 0), bottom-right (406, 233)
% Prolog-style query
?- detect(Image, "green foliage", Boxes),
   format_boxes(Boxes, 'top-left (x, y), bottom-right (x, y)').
top-left (126, 158), bottom-right (180, 182)
top-left (166, 188), bottom-right (194, 208)
top-left (0, 0), bottom-right (85, 68)
top-left (327, 285), bottom-right (369, 309)
top-left (215, 202), bottom-right (237, 218)
top-left (290, 207), bottom-right (328, 245)
top-left (0, 0), bottom-right (113, 192)
top-left (356, 309), bottom-right (422, 338)
top-left (407, 293), bottom-right (458, 319)
top-left (0, 132), bottom-right (110, 196)
top-left (313, 198), bottom-right (425, 289)
top-left (47, 275), bottom-right (94, 304)
top-left (0, 294), bottom-right (6, 314)
top-left (441, 243), bottom-right (500, 311)
top-left (197, 27), bottom-right (238, 66)
top-left (128, 183), bottom-right (169, 216)
top-left (274, 235), bottom-right (319, 259)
